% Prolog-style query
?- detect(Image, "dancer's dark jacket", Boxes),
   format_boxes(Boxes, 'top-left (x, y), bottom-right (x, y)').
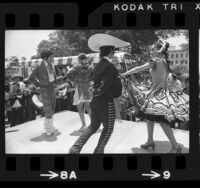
top-left (28, 61), bottom-right (57, 87)
top-left (92, 57), bottom-right (122, 103)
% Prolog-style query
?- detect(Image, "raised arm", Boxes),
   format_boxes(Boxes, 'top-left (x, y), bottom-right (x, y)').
top-left (122, 62), bottom-right (153, 77)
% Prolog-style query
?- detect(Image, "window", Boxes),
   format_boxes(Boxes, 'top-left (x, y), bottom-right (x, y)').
top-left (176, 61), bottom-right (178, 64)
top-left (185, 53), bottom-right (188, 58)
top-left (185, 61), bottom-right (188, 65)
top-left (171, 54), bottom-right (174, 58)
top-left (181, 60), bottom-right (185, 64)
top-left (176, 54), bottom-right (178, 58)
top-left (181, 54), bottom-right (183, 58)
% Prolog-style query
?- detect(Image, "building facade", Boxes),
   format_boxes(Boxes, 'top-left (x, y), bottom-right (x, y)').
top-left (168, 46), bottom-right (189, 67)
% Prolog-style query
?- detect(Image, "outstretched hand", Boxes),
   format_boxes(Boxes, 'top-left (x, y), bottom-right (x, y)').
top-left (119, 73), bottom-right (126, 79)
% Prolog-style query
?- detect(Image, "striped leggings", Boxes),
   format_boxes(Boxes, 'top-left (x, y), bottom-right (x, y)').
top-left (69, 100), bottom-right (116, 154)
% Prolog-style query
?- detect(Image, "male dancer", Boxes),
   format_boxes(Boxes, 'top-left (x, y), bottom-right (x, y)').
top-left (28, 50), bottom-right (57, 136)
top-left (69, 34), bottom-right (130, 153)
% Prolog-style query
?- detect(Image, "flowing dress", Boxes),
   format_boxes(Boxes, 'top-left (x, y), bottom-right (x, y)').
top-left (126, 57), bottom-right (189, 124)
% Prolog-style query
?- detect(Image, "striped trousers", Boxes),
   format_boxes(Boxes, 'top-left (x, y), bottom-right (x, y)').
top-left (69, 100), bottom-right (116, 154)
top-left (40, 82), bottom-right (56, 133)
top-left (40, 82), bottom-right (56, 119)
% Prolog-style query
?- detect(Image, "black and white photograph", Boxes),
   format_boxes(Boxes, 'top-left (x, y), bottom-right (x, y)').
top-left (5, 30), bottom-right (189, 154)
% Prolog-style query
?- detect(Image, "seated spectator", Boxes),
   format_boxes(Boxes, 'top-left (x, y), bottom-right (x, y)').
top-left (63, 81), bottom-right (77, 112)
top-left (55, 63), bottom-right (63, 76)
top-left (167, 73), bottom-right (182, 91)
top-left (180, 75), bottom-right (189, 130)
top-left (22, 88), bottom-right (36, 122)
top-left (56, 77), bottom-right (74, 112)
top-left (55, 63), bottom-right (68, 77)
top-left (18, 76), bottom-right (26, 92)
top-left (55, 92), bottom-right (62, 113)
top-left (5, 81), bottom-right (10, 92)
top-left (5, 91), bottom-right (12, 125)
top-left (55, 76), bottom-right (66, 112)
top-left (60, 81), bottom-right (75, 111)
top-left (23, 78), bottom-right (29, 87)
top-left (62, 65), bottom-right (68, 76)
top-left (9, 82), bottom-right (24, 127)
top-left (182, 76), bottom-right (189, 95)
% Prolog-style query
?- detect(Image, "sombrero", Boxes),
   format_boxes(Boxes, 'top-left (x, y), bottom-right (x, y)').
top-left (32, 94), bottom-right (43, 109)
top-left (88, 33), bottom-right (130, 52)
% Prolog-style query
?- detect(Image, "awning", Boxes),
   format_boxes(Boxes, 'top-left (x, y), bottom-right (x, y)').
top-left (10, 52), bottom-right (132, 67)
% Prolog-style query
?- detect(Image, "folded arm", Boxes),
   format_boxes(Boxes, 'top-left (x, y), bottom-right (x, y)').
top-left (28, 66), bottom-right (40, 88)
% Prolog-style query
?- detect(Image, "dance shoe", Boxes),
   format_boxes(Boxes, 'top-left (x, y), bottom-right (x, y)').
top-left (140, 142), bottom-right (156, 150)
top-left (169, 145), bottom-right (182, 153)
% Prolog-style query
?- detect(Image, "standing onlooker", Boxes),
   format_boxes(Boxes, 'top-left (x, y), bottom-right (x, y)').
top-left (5, 91), bottom-right (12, 125)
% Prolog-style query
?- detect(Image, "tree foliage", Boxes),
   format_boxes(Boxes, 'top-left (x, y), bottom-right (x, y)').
top-left (34, 30), bottom-right (188, 66)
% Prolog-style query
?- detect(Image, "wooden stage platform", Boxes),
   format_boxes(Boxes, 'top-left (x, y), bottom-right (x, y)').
top-left (5, 111), bottom-right (189, 154)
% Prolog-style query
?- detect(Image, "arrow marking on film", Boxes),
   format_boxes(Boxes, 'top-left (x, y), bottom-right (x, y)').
top-left (40, 171), bottom-right (59, 179)
top-left (142, 170), bottom-right (161, 179)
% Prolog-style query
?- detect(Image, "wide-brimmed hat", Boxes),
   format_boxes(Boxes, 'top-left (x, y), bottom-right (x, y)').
top-left (88, 33), bottom-right (130, 52)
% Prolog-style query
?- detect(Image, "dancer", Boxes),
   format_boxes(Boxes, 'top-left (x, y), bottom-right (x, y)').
top-left (122, 39), bottom-right (189, 153)
top-left (28, 50), bottom-right (57, 136)
top-left (64, 53), bottom-right (93, 131)
top-left (69, 33), bottom-right (130, 154)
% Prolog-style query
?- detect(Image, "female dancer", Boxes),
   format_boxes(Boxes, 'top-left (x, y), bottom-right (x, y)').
top-left (65, 53), bottom-right (93, 131)
top-left (122, 39), bottom-right (189, 153)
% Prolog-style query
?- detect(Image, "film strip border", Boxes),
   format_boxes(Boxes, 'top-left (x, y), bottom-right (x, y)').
top-left (0, 155), bottom-right (194, 181)
top-left (0, 2), bottom-right (200, 181)
top-left (3, 12), bottom-right (189, 28)
top-left (0, 3), bottom-right (200, 28)
top-left (2, 9), bottom-right (200, 28)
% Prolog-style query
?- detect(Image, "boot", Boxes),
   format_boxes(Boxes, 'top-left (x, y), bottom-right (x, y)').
top-left (44, 118), bottom-right (55, 136)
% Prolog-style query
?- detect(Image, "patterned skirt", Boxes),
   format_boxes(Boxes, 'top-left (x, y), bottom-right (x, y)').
top-left (125, 80), bottom-right (189, 124)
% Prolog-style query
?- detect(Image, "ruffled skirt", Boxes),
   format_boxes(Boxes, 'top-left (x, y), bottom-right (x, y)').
top-left (126, 81), bottom-right (189, 124)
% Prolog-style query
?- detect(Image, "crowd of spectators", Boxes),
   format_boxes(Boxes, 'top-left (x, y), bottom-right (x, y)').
top-left (5, 72), bottom-right (76, 128)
